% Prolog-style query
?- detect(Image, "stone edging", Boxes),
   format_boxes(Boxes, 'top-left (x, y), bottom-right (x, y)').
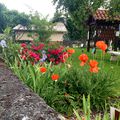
top-left (0, 63), bottom-right (65, 120)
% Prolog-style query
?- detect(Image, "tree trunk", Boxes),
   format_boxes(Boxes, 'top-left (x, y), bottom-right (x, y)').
top-left (87, 39), bottom-right (90, 52)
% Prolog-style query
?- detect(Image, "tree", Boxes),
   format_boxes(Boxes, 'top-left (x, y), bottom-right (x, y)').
top-left (0, 3), bottom-right (7, 32)
top-left (54, 0), bottom-right (106, 37)
top-left (30, 12), bottom-right (53, 42)
top-left (52, 11), bottom-right (65, 23)
top-left (5, 10), bottom-right (30, 27)
top-left (52, 11), bottom-right (83, 41)
top-left (0, 3), bottom-right (30, 33)
top-left (53, 0), bottom-right (120, 51)
top-left (109, 0), bottom-right (120, 16)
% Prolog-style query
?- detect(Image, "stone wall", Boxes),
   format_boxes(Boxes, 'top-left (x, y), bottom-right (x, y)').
top-left (0, 63), bottom-right (65, 120)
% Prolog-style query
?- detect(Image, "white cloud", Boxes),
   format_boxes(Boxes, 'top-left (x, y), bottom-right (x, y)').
top-left (0, 0), bottom-right (56, 19)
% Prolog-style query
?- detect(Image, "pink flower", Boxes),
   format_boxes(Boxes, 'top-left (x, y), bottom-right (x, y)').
top-left (21, 43), bottom-right (27, 48)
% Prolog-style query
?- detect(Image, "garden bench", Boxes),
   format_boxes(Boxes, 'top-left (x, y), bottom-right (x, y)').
top-left (108, 51), bottom-right (120, 61)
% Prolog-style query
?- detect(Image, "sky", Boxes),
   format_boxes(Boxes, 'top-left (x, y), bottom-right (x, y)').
top-left (0, 0), bottom-right (56, 19)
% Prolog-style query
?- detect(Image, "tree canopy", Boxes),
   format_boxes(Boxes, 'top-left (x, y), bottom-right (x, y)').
top-left (0, 3), bottom-right (30, 33)
top-left (53, 0), bottom-right (120, 40)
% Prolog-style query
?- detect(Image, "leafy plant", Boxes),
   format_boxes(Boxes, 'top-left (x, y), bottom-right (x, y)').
top-left (60, 65), bottom-right (120, 110)
top-left (74, 95), bottom-right (110, 120)
top-left (30, 11), bottom-right (54, 42)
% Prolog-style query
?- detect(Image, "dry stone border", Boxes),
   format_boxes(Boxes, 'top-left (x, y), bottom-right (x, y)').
top-left (0, 61), bottom-right (65, 120)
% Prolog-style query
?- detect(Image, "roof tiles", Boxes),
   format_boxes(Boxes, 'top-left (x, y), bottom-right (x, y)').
top-left (93, 10), bottom-right (120, 21)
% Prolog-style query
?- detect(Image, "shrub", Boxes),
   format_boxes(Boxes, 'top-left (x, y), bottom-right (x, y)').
top-left (19, 42), bottom-right (68, 65)
top-left (2, 41), bottom-right (20, 65)
top-left (60, 65), bottom-right (120, 110)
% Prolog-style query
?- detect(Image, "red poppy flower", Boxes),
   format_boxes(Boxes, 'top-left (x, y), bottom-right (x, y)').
top-left (96, 41), bottom-right (107, 51)
top-left (79, 54), bottom-right (88, 62)
top-left (40, 67), bottom-right (47, 73)
top-left (101, 44), bottom-right (107, 51)
top-left (79, 54), bottom-right (88, 66)
top-left (51, 74), bottom-right (59, 81)
top-left (89, 60), bottom-right (99, 73)
top-left (89, 60), bottom-right (98, 68)
top-left (96, 41), bottom-right (104, 48)
top-left (21, 43), bottom-right (27, 48)
top-left (89, 67), bottom-right (99, 73)
top-left (67, 48), bottom-right (75, 54)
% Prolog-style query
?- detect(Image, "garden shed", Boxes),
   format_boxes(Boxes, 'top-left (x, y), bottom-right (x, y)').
top-left (87, 9), bottom-right (120, 51)
top-left (13, 22), bottom-right (67, 42)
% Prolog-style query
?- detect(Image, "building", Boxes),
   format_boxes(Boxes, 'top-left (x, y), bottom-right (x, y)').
top-left (13, 22), bottom-right (67, 42)
top-left (87, 9), bottom-right (120, 51)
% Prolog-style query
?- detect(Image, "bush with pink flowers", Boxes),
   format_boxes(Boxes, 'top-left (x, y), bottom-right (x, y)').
top-left (19, 42), bottom-right (68, 65)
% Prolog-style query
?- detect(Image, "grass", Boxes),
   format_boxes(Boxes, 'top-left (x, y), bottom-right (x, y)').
top-left (70, 48), bottom-right (120, 79)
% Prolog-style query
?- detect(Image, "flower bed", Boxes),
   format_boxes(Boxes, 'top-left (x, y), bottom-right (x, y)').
top-left (3, 41), bottom-right (120, 118)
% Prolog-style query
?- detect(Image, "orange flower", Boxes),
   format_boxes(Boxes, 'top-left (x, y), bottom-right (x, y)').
top-left (79, 54), bottom-right (88, 66)
top-left (101, 44), bottom-right (107, 51)
top-left (90, 67), bottom-right (99, 73)
top-left (89, 60), bottom-right (99, 73)
top-left (67, 48), bottom-right (75, 54)
top-left (79, 54), bottom-right (89, 62)
top-left (89, 60), bottom-right (98, 68)
top-left (96, 41), bottom-right (107, 51)
top-left (96, 41), bottom-right (104, 48)
top-left (51, 74), bottom-right (59, 81)
top-left (40, 67), bottom-right (47, 73)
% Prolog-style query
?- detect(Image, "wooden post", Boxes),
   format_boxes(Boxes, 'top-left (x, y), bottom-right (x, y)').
top-left (87, 25), bottom-right (91, 52)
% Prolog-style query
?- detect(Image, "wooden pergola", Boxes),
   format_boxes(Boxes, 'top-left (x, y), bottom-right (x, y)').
top-left (87, 9), bottom-right (120, 51)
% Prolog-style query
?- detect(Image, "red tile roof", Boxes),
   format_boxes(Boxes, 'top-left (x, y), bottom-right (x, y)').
top-left (93, 9), bottom-right (120, 21)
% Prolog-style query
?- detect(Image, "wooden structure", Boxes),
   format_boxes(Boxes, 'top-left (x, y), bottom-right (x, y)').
top-left (87, 9), bottom-right (120, 51)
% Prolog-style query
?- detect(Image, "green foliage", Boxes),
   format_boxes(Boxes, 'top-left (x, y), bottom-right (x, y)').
top-left (2, 40), bottom-right (20, 65)
top-left (109, 0), bottom-right (120, 16)
top-left (73, 95), bottom-right (111, 120)
top-left (5, 10), bottom-right (30, 27)
top-left (10, 59), bottom-right (69, 112)
top-left (0, 3), bottom-right (7, 32)
top-left (60, 65), bottom-right (120, 110)
top-left (65, 17), bottom-right (82, 41)
top-left (52, 11), bottom-right (64, 23)
top-left (0, 3), bottom-right (30, 33)
top-left (53, 0), bottom-right (106, 39)
top-left (30, 12), bottom-right (54, 42)
top-left (0, 27), bottom-right (18, 63)
top-left (53, 0), bottom-right (120, 40)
